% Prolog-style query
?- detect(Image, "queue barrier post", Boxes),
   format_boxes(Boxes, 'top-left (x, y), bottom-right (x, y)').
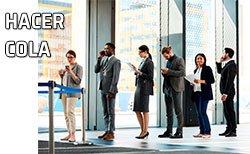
top-left (38, 81), bottom-right (93, 153)
top-left (48, 80), bottom-right (55, 154)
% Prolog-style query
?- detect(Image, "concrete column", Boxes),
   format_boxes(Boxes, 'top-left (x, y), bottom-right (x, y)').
top-left (159, 0), bottom-right (184, 127)
top-left (87, 0), bottom-right (115, 131)
top-left (214, 0), bottom-right (238, 125)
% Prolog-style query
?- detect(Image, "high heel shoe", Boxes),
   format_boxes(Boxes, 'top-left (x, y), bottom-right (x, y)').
top-left (136, 132), bottom-right (149, 139)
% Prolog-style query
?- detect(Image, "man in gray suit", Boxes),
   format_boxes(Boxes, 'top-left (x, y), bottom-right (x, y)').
top-left (95, 42), bottom-right (121, 140)
top-left (158, 46), bottom-right (185, 139)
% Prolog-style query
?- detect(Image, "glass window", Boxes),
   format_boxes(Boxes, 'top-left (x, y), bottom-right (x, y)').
top-left (239, 1), bottom-right (250, 123)
top-left (186, 0), bottom-right (215, 122)
top-left (38, 0), bottom-right (86, 131)
top-left (115, 0), bottom-right (159, 127)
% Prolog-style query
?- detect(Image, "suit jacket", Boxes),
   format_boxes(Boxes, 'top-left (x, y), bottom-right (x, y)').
top-left (192, 65), bottom-right (215, 101)
top-left (216, 60), bottom-right (237, 95)
top-left (162, 55), bottom-right (185, 93)
top-left (95, 55), bottom-right (121, 94)
top-left (135, 57), bottom-right (154, 95)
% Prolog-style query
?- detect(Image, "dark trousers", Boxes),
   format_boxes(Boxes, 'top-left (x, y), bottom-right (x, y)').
top-left (194, 92), bottom-right (211, 135)
top-left (223, 90), bottom-right (237, 132)
top-left (164, 87), bottom-right (183, 133)
top-left (101, 92), bottom-right (116, 134)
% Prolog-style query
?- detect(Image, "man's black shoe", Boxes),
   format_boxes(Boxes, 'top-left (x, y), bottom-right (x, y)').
top-left (170, 132), bottom-right (183, 139)
top-left (158, 131), bottom-right (172, 138)
top-left (219, 129), bottom-right (231, 136)
top-left (225, 132), bottom-right (237, 137)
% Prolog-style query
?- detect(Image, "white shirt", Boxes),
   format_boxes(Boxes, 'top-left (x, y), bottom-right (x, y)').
top-left (63, 72), bottom-right (67, 86)
top-left (193, 67), bottom-right (202, 92)
top-left (108, 55), bottom-right (114, 61)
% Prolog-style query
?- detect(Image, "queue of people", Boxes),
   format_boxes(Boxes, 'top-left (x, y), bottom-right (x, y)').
top-left (58, 44), bottom-right (237, 141)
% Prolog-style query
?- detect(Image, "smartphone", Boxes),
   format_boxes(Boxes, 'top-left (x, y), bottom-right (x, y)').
top-left (100, 50), bottom-right (105, 56)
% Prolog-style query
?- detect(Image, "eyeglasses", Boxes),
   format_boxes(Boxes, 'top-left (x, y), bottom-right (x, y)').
top-left (67, 56), bottom-right (74, 59)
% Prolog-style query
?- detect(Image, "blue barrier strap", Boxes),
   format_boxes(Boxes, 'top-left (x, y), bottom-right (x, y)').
top-left (38, 91), bottom-right (49, 94)
top-left (55, 84), bottom-right (82, 93)
top-left (38, 90), bottom-right (82, 94)
top-left (38, 82), bottom-right (49, 87)
top-left (38, 82), bottom-right (83, 94)
top-left (54, 91), bottom-right (81, 94)
top-left (38, 82), bottom-right (53, 87)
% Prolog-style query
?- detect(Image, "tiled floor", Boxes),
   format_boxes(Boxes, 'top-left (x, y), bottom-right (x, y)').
top-left (39, 124), bottom-right (250, 154)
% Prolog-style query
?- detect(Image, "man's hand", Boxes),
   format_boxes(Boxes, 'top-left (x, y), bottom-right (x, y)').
top-left (108, 93), bottom-right (113, 100)
top-left (161, 68), bottom-right (169, 74)
top-left (219, 56), bottom-right (225, 63)
top-left (221, 95), bottom-right (227, 101)
top-left (99, 50), bottom-right (105, 59)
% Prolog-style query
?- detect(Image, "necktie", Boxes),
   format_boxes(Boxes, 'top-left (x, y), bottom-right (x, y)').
top-left (103, 58), bottom-right (109, 68)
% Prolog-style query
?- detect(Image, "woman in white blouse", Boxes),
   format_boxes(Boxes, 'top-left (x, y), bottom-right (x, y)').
top-left (191, 53), bottom-right (215, 138)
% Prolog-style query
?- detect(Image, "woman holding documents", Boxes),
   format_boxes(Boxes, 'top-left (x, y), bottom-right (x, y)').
top-left (131, 45), bottom-right (154, 139)
top-left (191, 53), bottom-right (214, 138)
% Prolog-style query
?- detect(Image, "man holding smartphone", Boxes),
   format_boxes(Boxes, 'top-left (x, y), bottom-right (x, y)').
top-left (216, 48), bottom-right (237, 137)
top-left (158, 46), bottom-right (185, 139)
top-left (95, 42), bottom-right (121, 140)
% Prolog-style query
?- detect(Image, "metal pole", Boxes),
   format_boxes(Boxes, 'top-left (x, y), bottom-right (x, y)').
top-left (48, 81), bottom-right (55, 154)
top-left (81, 88), bottom-right (85, 143)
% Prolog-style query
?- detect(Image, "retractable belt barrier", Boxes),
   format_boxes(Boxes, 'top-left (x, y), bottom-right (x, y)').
top-left (38, 81), bottom-right (90, 154)
top-left (38, 82), bottom-right (82, 94)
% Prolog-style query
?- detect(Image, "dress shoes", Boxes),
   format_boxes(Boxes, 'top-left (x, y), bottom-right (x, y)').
top-left (225, 132), bottom-right (237, 137)
top-left (98, 132), bottom-right (108, 139)
top-left (170, 132), bottom-right (183, 139)
top-left (158, 131), bottom-right (172, 138)
top-left (136, 132), bottom-right (149, 139)
top-left (219, 129), bottom-right (231, 136)
top-left (103, 133), bottom-right (114, 140)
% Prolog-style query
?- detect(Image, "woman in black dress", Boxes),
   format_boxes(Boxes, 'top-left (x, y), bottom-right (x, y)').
top-left (132, 45), bottom-right (154, 139)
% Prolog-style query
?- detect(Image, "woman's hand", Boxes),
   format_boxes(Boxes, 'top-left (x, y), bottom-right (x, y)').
top-left (194, 79), bottom-right (206, 84)
top-left (58, 69), bottom-right (65, 78)
top-left (65, 65), bottom-right (72, 73)
top-left (134, 69), bottom-right (141, 75)
top-left (132, 64), bottom-right (141, 75)
top-left (194, 79), bottom-right (201, 84)
top-left (59, 69), bottom-right (64, 75)
top-left (190, 83), bottom-right (195, 86)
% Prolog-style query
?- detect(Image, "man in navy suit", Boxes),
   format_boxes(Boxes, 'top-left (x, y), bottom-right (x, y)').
top-left (216, 48), bottom-right (237, 137)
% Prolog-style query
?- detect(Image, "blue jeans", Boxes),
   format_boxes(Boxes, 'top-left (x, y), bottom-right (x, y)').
top-left (194, 92), bottom-right (211, 135)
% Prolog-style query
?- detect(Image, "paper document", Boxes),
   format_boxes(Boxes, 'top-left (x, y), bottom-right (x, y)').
top-left (127, 62), bottom-right (136, 70)
top-left (184, 74), bottom-right (196, 85)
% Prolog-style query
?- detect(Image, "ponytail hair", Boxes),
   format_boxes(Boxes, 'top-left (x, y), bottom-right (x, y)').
top-left (138, 45), bottom-right (152, 60)
top-left (148, 53), bottom-right (152, 60)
